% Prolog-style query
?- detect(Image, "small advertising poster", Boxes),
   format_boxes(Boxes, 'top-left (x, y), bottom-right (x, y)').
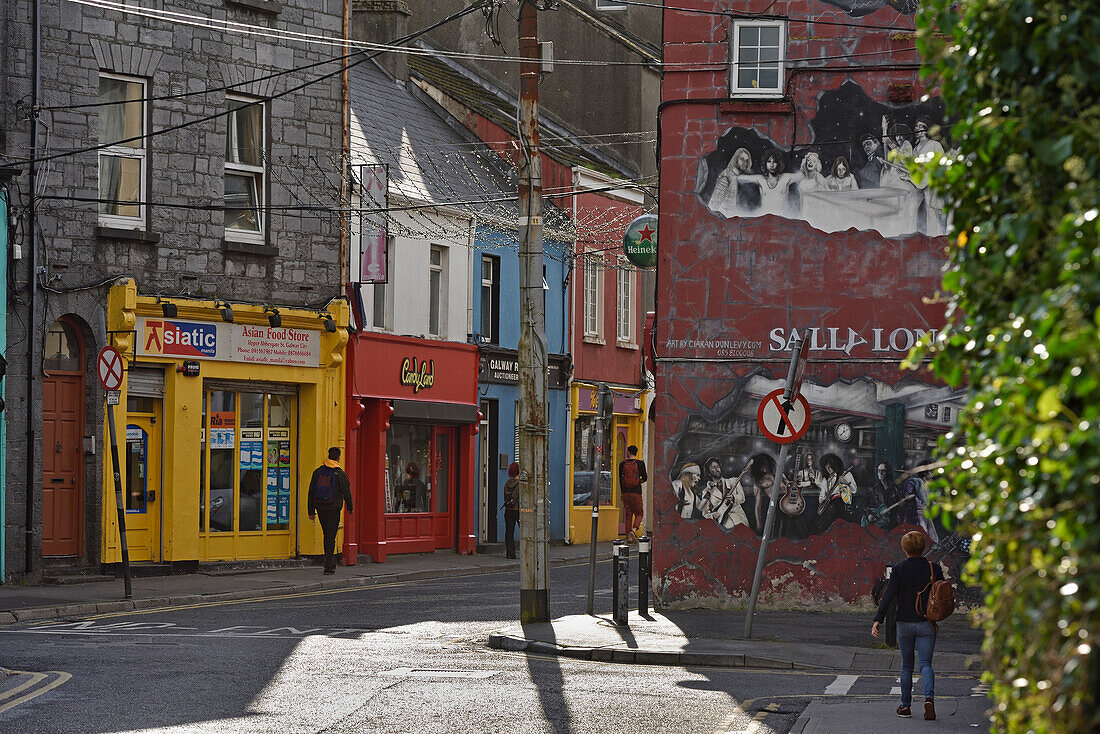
top-left (266, 470), bottom-right (279, 521)
top-left (278, 441), bottom-right (291, 467)
top-left (210, 411), bottom-right (236, 450)
top-left (266, 468), bottom-right (279, 524)
top-left (278, 468), bottom-right (291, 524)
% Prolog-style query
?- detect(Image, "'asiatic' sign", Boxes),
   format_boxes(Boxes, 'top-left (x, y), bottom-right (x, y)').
top-left (138, 317), bottom-right (320, 367)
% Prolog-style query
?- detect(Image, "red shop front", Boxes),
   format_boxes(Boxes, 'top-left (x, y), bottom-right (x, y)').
top-left (345, 332), bottom-right (479, 563)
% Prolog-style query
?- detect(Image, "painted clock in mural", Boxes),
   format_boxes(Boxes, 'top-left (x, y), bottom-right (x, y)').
top-left (835, 423), bottom-right (852, 442)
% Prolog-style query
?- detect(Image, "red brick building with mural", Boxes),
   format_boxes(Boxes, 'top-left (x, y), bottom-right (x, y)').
top-left (654, 0), bottom-right (968, 608)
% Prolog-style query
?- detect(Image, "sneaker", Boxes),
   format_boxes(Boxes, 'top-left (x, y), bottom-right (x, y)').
top-left (896, 706), bottom-right (912, 718)
top-left (924, 699), bottom-right (935, 720)
top-left (627, 530), bottom-right (638, 544)
top-left (323, 569), bottom-right (336, 575)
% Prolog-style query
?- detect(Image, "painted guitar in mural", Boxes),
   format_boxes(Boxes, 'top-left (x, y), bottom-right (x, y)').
top-left (721, 458), bottom-right (753, 505)
top-left (817, 466), bottom-right (857, 515)
top-left (778, 450), bottom-right (806, 516)
top-left (860, 494), bottom-right (915, 528)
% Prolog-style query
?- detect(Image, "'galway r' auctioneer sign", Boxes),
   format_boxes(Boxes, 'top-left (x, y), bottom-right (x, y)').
top-left (137, 317), bottom-right (320, 367)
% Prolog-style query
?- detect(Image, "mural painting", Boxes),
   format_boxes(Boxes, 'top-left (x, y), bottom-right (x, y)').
top-left (695, 82), bottom-right (950, 238)
top-left (656, 371), bottom-right (972, 606)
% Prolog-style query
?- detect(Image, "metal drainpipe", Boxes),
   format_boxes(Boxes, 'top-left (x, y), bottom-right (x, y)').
top-left (25, 0), bottom-right (41, 575)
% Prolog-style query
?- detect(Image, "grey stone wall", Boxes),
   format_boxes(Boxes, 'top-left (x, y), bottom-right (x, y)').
top-left (1, 0), bottom-right (346, 578)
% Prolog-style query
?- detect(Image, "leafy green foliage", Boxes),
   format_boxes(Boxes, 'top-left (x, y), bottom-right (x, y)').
top-left (912, 1), bottom-right (1100, 731)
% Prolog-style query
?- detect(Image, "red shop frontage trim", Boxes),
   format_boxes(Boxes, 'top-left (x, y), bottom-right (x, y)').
top-left (345, 333), bottom-right (479, 564)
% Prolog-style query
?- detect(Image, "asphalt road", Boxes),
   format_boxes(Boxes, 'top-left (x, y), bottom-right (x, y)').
top-left (0, 560), bottom-right (982, 733)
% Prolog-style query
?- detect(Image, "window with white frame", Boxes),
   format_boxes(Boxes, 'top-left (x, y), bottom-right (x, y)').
top-left (583, 252), bottom-right (602, 338)
top-left (429, 245), bottom-right (446, 337)
top-left (596, 0), bottom-right (628, 9)
top-left (372, 237), bottom-right (394, 329)
top-left (225, 96), bottom-right (266, 240)
top-left (480, 255), bottom-right (500, 344)
top-left (98, 74), bottom-right (147, 228)
top-left (617, 261), bottom-right (634, 344)
top-left (730, 20), bottom-right (785, 96)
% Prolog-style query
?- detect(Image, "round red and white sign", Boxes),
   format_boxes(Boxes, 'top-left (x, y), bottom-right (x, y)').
top-left (97, 346), bottom-right (125, 391)
top-left (756, 388), bottom-right (811, 444)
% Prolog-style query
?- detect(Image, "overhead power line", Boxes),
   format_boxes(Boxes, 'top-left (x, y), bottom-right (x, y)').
top-left (2, 0), bottom-right (492, 168)
top-left (42, 0), bottom-right (921, 114)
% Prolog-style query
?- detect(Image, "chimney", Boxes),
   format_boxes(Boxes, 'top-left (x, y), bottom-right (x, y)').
top-left (351, 0), bottom-right (411, 82)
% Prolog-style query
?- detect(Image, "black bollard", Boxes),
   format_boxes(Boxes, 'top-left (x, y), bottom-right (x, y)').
top-left (638, 535), bottom-right (651, 616)
top-left (613, 541), bottom-right (630, 626)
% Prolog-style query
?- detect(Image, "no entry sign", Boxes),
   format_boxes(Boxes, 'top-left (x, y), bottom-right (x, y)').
top-left (756, 388), bottom-right (811, 444)
top-left (97, 346), bottom-right (125, 391)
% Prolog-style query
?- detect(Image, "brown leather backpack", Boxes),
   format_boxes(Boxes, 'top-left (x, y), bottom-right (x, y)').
top-left (916, 558), bottom-right (955, 626)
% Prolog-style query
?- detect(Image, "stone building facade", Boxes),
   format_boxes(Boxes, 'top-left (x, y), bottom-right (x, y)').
top-left (0, 0), bottom-right (348, 579)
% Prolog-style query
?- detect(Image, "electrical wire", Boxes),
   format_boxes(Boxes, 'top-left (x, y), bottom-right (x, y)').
top-left (3, 0), bottom-right (492, 168)
top-left (602, 0), bottom-right (921, 32)
top-left (40, 0), bottom-right (921, 115)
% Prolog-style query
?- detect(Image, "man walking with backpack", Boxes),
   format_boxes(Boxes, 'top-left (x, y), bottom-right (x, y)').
top-left (308, 447), bottom-right (353, 575)
top-left (618, 445), bottom-right (647, 543)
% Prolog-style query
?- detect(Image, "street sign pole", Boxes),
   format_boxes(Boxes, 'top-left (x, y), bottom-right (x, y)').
top-left (107, 402), bottom-right (132, 599)
top-left (586, 382), bottom-right (611, 616)
top-left (745, 335), bottom-right (807, 637)
top-left (98, 346), bottom-right (131, 599)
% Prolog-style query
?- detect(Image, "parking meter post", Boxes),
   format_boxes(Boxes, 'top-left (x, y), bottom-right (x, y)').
top-left (612, 541), bottom-right (629, 626)
top-left (744, 439), bottom-right (791, 638)
top-left (106, 402), bottom-right (132, 599)
top-left (638, 535), bottom-right (651, 616)
top-left (586, 500), bottom-right (598, 615)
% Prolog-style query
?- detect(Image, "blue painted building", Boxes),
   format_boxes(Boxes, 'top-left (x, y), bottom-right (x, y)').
top-left (473, 228), bottom-right (572, 548)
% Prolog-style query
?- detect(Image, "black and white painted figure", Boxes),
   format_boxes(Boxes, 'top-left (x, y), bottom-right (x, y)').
top-left (708, 147), bottom-right (754, 214)
top-left (672, 463), bottom-right (703, 520)
top-left (826, 155), bottom-right (858, 191)
top-left (698, 457), bottom-right (751, 530)
top-left (798, 151), bottom-right (831, 193)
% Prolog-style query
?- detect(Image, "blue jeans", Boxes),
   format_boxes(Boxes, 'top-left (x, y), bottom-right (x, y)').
top-left (897, 621), bottom-right (936, 707)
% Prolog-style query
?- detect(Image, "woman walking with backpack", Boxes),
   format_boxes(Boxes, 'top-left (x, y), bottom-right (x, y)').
top-left (872, 530), bottom-right (946, 720)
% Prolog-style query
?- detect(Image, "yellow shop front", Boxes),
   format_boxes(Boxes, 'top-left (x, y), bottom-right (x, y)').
top-left (101, 281), bottom-right (348, 565)
top-left (567, 383), bottom-right (647, 544)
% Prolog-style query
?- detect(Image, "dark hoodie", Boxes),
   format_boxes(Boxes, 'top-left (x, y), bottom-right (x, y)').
top-left (503, 477), bottom-right (520, 510)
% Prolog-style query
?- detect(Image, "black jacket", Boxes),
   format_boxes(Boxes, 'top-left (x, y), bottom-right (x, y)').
top-left (307, 464), bottom-right (353, 515)
top-left (875, 555), bottom-right (944, 624)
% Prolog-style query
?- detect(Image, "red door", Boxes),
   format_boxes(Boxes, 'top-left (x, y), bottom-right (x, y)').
top-left (431, 427), bottom-right (456, 549)
top-left (42, 374), bottom-right (85, 556)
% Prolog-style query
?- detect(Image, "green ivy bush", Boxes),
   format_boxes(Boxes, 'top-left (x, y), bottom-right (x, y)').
top-left (912, 0), bottom-right (1099, 731)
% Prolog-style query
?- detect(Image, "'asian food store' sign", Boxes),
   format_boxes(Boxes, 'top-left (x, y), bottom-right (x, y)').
top-left (138, 317), bottom-right (320, 367)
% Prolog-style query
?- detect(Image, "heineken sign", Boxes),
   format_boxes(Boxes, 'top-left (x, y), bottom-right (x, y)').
top-left (623, 214), bottom-right (657, 268)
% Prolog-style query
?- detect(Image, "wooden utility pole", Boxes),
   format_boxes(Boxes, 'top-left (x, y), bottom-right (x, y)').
top-left (517, 0), bottom-right (549, 624)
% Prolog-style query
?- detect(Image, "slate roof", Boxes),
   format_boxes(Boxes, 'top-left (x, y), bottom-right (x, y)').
top-left (407, 49), bottom-right (636, 180)
top-left (348, 59), bottom-right (515, 213)
top-left (347, 59), bottom-right (573, 238)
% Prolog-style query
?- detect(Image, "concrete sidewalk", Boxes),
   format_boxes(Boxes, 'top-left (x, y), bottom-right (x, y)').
top-left (487, 609), bottom-right (982, 674)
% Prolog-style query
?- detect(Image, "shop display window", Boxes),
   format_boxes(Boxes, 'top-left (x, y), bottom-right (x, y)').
top-left (573, 415), bottom-right (611, 506)
top-left (387, 423), bottom-right (431, 513)
top-left (200, 389), bottom-right (296, 534)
